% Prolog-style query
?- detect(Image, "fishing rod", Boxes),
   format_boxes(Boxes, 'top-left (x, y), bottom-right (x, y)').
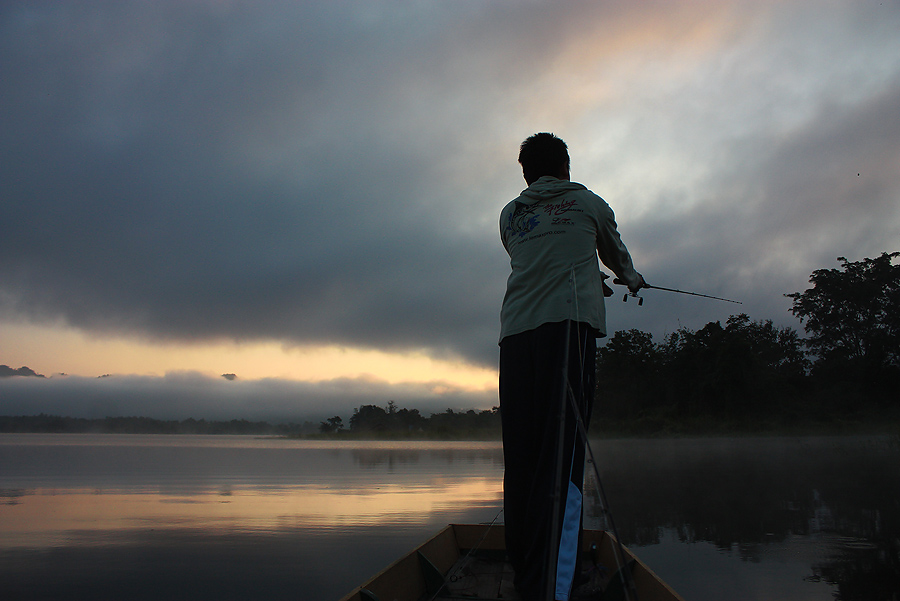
top-left (613, 279), bottom-right (742, 306)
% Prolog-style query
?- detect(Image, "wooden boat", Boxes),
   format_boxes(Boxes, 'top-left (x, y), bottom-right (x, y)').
top-left (338, 523), bottom-right (684, 601)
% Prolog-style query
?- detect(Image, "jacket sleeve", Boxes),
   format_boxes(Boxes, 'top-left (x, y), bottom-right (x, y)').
top-left (499, 210), bottom-right (510, 254)
top-left (595, 202), bottom-right (641, 289)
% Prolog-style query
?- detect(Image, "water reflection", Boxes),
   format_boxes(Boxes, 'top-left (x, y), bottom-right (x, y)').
top-left (0, 435), bottom-right (505, 534)
top-left (0, 435), bottom-right (506, 601)
top-left (583, 436), bottom-right (900, 600)
top-left (1, 434), bottom-right (898, 600)
top-left (1, 479), bottom-right (502, 546)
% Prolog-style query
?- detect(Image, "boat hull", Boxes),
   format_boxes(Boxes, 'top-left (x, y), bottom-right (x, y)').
top-left (338, 523), bottom-right (683, 601)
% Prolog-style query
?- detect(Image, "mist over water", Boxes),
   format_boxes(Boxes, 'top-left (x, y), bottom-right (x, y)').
top-left (1, 434), bottom-right (897, 600)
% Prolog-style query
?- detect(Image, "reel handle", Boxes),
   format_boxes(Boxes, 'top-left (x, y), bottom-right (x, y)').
top-left (610, 275), bottom-right (645, 305)
top-left (623, 292), bottom-right (643, 306)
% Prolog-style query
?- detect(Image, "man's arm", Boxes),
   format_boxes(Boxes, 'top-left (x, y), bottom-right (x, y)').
top-left (596, 207), bottom-right (643, 292)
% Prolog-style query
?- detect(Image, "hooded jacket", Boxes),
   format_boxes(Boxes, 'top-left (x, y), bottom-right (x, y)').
top-left (499, 176), bottom-right (641, 342)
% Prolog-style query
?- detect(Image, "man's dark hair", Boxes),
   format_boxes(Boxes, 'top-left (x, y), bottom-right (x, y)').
top-left (518, 132), bottom-right (570, 185)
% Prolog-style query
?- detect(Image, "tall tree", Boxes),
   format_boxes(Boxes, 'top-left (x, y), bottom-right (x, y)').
top-left (786, 252), bottom-right (900, 396)
top-left (595, 329), bottom-right (660, 418)
top-left (319, 415), bottom-right (344, 434)
top-left (349, 404), bottom-right (389, 432)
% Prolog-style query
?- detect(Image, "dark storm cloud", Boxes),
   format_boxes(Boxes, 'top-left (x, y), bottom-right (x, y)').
top-left (2, 0), bottom-right (899, 374)
top-left (0, 1), bottom-right (519, 366)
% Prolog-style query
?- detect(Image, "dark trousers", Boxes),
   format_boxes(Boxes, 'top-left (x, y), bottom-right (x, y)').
top-left (499, 321), bottom-right (596, 601)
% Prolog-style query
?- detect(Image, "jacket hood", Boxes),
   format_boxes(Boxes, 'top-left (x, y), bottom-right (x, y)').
top-left (519, 176), bottom-right (587, 204)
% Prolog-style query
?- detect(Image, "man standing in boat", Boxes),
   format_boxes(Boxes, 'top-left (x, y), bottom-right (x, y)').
top-left (499, 132), bottom-right (644, 601)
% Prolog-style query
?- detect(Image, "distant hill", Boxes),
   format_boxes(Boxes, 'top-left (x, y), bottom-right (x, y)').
top-left (0, 365), bottom-right (45, 378)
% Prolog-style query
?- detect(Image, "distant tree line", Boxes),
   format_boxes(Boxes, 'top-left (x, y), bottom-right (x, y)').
top-left (0, 414), bottom-right (317, 436)
top-left (593, 252), bottom-right (900, 434)
top-left (319, 400), bottom-right (501, 439)
top-left (0, 409), bottom-right (501, 439)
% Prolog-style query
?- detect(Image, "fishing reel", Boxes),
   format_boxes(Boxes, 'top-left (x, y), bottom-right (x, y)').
top-left (624, 291), bottom-right (643, 306)
top-left (610, 276), bottom-right (644, 306)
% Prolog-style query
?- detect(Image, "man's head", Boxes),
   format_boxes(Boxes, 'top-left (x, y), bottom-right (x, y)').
top-left (518, 132), bottom-right (570, 185)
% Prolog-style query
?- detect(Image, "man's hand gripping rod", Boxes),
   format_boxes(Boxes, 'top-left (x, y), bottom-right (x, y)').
top-left (613, 279), bottom-right (742, 305)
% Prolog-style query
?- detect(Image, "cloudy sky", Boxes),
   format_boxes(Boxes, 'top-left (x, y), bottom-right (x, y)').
top-left (2, 0), bottom-right (898, 422)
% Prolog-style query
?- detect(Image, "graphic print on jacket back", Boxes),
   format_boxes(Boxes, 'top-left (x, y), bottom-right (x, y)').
top-left (503, 197), bottom-right (583, 251)
top-left (504, 201), bottom-right (542, 241)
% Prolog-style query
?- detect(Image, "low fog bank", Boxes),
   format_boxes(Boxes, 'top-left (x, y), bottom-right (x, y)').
top-left (0, 372), bottom-right (497, 423)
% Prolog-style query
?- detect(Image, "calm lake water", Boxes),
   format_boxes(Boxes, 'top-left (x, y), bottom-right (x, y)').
top-left (1, 434), bottom-right (898, 600)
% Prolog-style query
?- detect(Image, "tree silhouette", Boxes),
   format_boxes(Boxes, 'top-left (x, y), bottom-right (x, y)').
top-left (786, 252), bottom-right (900, 401)
top-left (594, 314), bottom-right (808, 430)
top-left (319, 415), bottom-right (344, 434)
